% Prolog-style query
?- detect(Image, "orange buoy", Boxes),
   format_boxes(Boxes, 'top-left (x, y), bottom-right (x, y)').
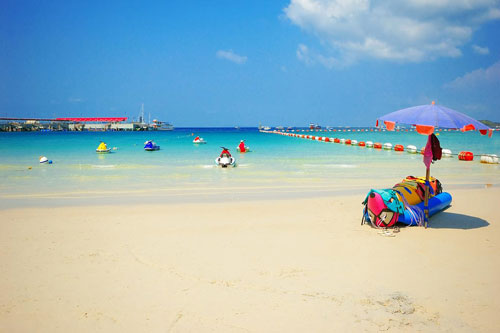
top-left (420, 147), bottom-right (425, 155)
top-left (324, 137), bottom-right (330, 142)
top-left (334, 138), bottom-right (340, 143)
top-left (358, 141), bottom-right (366, 147)
top-left (374, 142), bottom-right (382, 149)
top-left (394, 144), bottom-right (404, 152)
top-left (345, 139), bottom-right (352, 145)
top-left (458, 151), bottom-right (474, 161)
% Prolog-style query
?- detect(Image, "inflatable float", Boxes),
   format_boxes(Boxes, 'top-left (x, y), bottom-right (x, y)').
top-left (362, 176), bottom-right (452, 228)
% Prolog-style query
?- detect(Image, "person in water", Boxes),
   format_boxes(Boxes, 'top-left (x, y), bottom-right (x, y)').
top-left (220, 147), bottom-right (231, 157)
top-left (238, 140), bottom-right (246, 152)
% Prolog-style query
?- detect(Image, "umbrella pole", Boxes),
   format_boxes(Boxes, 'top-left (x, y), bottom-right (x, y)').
top-left (424, 167), bottom-right (430, 228)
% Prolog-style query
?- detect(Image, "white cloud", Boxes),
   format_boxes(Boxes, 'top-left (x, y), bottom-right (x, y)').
top-left (296, 43), bottom-right (344, 69)
top-left (445, 60), bottom-right (500, 89)
top-left (216, 50), bottom-right (248, 64)
top-left (472, 44), bottom-right (490, 55)
top-left (284, 0), bottom-right (500, 65)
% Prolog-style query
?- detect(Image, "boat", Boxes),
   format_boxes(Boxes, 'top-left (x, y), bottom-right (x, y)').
top-left (193, 136), bottom-right (206, 144)
top-left (151, 119), bottom-right (174, 131)
top-left (144, 140), bottom-right (160, 151)
top-left (309, 123), bottom-right (321, 130)
top-left (96, 142), bottom-right (111, 153)
top-left (215, 147), bottom-right (236, 168)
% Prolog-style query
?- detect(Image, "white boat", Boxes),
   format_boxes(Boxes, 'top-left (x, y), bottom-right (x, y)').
top-left (151, 120), bottom-right (174, 131)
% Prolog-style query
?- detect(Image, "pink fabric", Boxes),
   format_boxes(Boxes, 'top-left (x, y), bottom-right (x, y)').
top-left (423, 135), bottom-right (433, 169)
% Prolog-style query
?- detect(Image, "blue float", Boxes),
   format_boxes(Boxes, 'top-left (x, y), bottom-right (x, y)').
top-left (398, 192), bottom-right (452, 226)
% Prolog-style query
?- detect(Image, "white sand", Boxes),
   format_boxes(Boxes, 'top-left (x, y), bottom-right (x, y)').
top-left (1, 187), bottom-right (499, 332)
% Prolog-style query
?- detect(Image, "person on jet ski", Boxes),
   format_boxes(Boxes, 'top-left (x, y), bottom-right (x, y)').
top-left (220, 147), bottom-right (231, 157)
top-left (238, 140), bottom-right (246, 153)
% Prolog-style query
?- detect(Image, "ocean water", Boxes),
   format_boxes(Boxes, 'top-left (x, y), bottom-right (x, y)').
top-left (0, 128), bottom-right (498, 208)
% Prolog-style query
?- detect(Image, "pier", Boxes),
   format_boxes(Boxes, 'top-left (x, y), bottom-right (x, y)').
top-left (0, 117), bottom-right (173, 132)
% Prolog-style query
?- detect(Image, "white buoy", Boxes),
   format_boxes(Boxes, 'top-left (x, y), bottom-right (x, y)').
top-left (383, 143), bottom-right (393, 150)
top-left (351, 139), bottom-right (358, 145)
top-left (406, 145), bottom-right (417, 154)
top-left (442, 148), bottom-right (452, 157)
top-left (340, 138), bottom-right (346, 144)
top-left (480, 154), bottom-right (499, 164)
top-left (366, 141), bottom-right (374, 148)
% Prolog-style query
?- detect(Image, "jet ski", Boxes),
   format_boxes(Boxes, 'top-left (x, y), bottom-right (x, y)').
top-left (39, 156), bottom-right (53, 164)
top-left (96, 142), bottom-right (111, 153)
top-left (215, 147), bottom-right (236, 168)
top-left (144, 140), bottom-right (160, 151)
top-left (193, 136), bottom-right (206, 144)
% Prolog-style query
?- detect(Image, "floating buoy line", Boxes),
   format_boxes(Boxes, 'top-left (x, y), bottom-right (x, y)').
top-left (260, 128), bottom-right (499, 165)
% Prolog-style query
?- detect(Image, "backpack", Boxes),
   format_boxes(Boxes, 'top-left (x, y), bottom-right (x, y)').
top-left (361, 189), bottom-right (405, 228)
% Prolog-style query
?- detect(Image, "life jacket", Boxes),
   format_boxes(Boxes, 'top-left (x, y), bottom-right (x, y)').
top-left (220, 149), bottom-right (231, 157)
top-left (402, 176), bottom-right (442, 197)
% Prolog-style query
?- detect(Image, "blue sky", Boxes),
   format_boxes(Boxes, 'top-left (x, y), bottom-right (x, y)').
top-left (1, 0), bottom-right (499, 126)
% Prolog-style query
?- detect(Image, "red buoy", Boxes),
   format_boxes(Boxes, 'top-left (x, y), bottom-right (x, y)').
top-left (374, 142), bottom-right (382, 149)
top-left (358, 141), bottom-right (366, 147)
top-left (394, 144), bottom-right (404, 152)
top-left (458, 151), bottom-right (474, 161)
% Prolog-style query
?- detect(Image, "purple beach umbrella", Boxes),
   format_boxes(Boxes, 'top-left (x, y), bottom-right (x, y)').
top-left (376, 101), bottom-right (493, 227)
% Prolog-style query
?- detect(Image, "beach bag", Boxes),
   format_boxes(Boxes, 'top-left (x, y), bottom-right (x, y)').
top-left (362, 189), bottom-right (405, 228)
top-left (392, 181), bottom-right (424, 205)
top-left (403, 176), bottom-right (442, 197)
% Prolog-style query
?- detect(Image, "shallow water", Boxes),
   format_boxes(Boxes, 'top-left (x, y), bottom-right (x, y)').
top-left (0, 128), bottom-right (498, 208)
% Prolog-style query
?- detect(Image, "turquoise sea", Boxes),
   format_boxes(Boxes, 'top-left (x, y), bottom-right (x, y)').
top-left (0, 128), bottom-right (498, 208)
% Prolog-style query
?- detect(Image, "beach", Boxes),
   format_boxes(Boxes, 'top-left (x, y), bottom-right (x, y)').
top-left (1, 186), bottom-right (499, 332)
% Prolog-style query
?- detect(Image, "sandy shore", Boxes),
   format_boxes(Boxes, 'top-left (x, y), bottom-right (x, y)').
top-left (1, 187), bottom-right (499, 332)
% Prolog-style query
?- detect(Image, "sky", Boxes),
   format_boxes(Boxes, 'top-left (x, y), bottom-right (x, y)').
top-left (1, 0), bottom-right (499, 127)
